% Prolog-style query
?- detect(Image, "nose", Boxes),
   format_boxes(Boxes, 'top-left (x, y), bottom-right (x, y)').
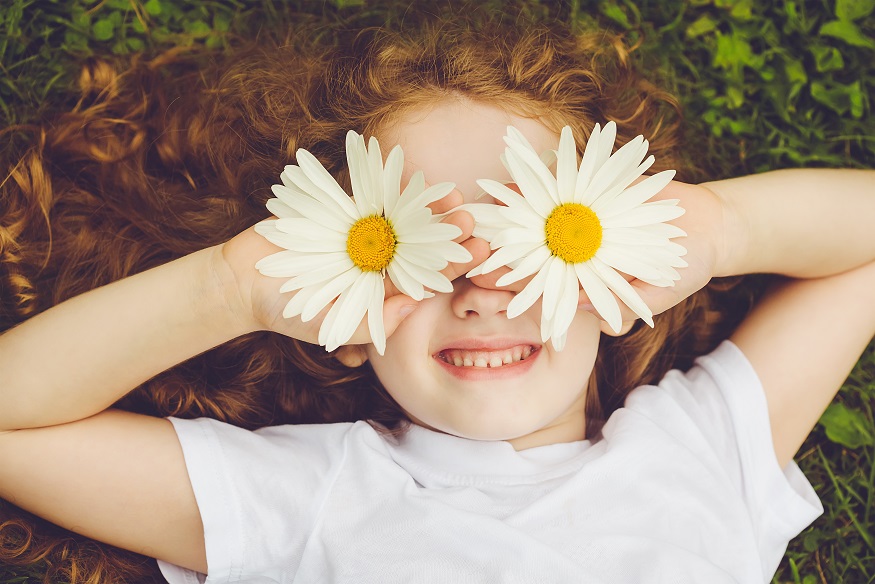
top-left (450, 278), bottom-right (515, 319)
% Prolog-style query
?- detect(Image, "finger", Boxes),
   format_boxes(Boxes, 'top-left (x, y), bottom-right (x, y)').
top-left (441, 238), bottom-right (490, 283)
top-left (347, 293), bottom-right (421, 347)
top-left (440, 209), bottom-right (474, 243)
top-left (427, 185), bottom-right (463, 215)
top-left (469, 265), bottom-right (533, 294)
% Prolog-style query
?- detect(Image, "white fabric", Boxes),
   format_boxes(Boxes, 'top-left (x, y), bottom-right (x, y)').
top-left (158, 340), bottom-right (822, 584)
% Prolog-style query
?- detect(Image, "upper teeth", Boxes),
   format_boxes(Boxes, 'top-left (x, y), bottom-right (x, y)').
top-left (439, 346), bottom-right (534, 368)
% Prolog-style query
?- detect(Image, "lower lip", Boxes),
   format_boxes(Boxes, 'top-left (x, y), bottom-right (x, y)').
top-left (433, 348), bottom-right (540, 381)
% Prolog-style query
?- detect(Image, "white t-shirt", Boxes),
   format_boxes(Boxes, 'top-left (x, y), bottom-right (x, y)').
top-left (158, 341), bottom-right (822, 584)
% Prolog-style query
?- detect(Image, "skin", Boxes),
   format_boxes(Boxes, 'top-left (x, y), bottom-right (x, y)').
top-left (0, 94), bottom-right (873, 576)
top-left (339, 98), bottom-right (602, 449)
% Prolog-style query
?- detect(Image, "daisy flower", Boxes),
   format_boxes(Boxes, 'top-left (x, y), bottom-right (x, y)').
top-left (466, 122), bottom-right (687, 350)
top-left (254, 130), bottom-right (472, 355)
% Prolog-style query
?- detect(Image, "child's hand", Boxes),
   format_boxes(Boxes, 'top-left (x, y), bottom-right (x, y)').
top-left (218, 188), bottom-right (488, 347)
top-left (468, 180), bottom-right (725, 334)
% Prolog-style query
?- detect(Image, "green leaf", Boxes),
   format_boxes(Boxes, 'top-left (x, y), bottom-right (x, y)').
top-left (599, 1), bottom-right (631, 29)
top-left (726, 84), bottom-right (744, 108)
top-left (144, 0), bottom-right (163, 17)
top-left (92, 18), bottom-right (115, 41)
top-left (686, 15), bottom-right (718, 38)
top-left (809, 44), bottom-right (845, 71)
top-left (835, 0), bottom-right (875, 21)
top-left (329, 0), bottom-right (365, 7)
top-left (818, 402), bottom-right (874, 449)
top-left (819, 19), bottom-right (875, 48)
top-left (185, 20), bottom-right (211, 37)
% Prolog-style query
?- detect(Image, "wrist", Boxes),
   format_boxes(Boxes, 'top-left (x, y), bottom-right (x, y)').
top-left (202, 243), bottom-right (263, 338)
top-left (701, 181), bottom-right (751, 278)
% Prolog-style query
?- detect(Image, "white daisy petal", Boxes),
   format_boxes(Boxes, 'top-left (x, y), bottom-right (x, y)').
top-left (551, 330), bottom-right (568, 351)
top-left (582, 135), bottom-right (646, 204)
top-left (541, 258), bottom-right (567, 321)
top-left (556, 126), bottom-right (578, 204)
top-left (574, 122), bottom-right (603, 200)
top-left (430, 240), bottom-right (474, 264)
top-left (575, 121), bottom-right (617, 204)
top-left (278, 258), bottom-right (358, 292)
top-left (600, 201), bottom-right (685, 229)
top-left (275, 217), bottom-right (346, 238)
top-left (504, 149), bottom-right (556, 217)
top-left (491, 227), bottom-right (544, 248)
top-left (507, 262), bottom-right (551, 318)
top-left (392, 181), bottom-right (455, 220)
top-left (552, 262), bottom-right (581, 342)
top-left (393, 243), bottom-right (451, 271)
top-left (595, 169), bottom-right (676, 217)
top-left (495, 246), bottom-right (552, 286)
top-left (387, 261), bottom-right (426, 300)
top-left (481, 241), bottom-right (543, 274)
top-left (575, 262), bottom-right (622, 334)
top-left (382, 146), bottom-right (404, 217)
top-left (266, 233), bottom-right (346, 255)
top-left (395, 222), bottom-right (462, 244)
top-left (256, 251), bottom-right (350, 278)
top-left (638, 222), bottom-right (688, 239)
top-left (295, 148), bottom-right (359, 219)
top-left (346, 131), bottom-right (377, 217)
top-left (475, 179), bottom-right (529, 209)
top-left (540, 149), bottom-right (558, 169)
top-left (283, 285), bottom-right (320, 319)
top-left (498, 204), bottom-right (545, 231)
top-left (265, 198), bottom-right (303, 219)
top-left (284, 165), bottom-right (355, 219)
top-left (596, 244), bottom-right (677, 284)
top-left (589, 258), bottom-right (654, 327)
top-left (400, 170), bottom-right (426, 199)
top-left (300, 268), bottom-right (360, 322)
top-left (504, 135), bottom-right (560, 204)
top-left (322, 272), bottom-right (373, 351)
top-left (269, 182), bottom-right (353, 230)
top-left (367, 274), bottom-right (387, 355)
top-left (366, 136), bottom-right (385, 214)
top-left (393, 255), bottom-right (453, 293)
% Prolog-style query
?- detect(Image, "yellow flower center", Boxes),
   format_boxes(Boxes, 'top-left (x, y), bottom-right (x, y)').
top-left (544, 203), bottom-right (603, 263)
top-left (346, 215), bottom-right (397, 272)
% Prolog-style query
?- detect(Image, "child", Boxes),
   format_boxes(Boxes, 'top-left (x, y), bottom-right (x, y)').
top-left (1, 7), bottom-right (874, 584)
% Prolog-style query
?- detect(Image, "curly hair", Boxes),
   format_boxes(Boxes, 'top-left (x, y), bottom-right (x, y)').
top-left (0, 6), bottom-right (745, 583)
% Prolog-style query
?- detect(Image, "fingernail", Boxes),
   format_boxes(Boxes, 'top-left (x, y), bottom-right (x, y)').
top-left (577, 302), bottom-right (593, 311)
top-left (399, 304), bottom-right (417, 317)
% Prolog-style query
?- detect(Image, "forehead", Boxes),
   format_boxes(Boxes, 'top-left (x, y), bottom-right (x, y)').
top-left (380, 98), bottom-right (559, 202)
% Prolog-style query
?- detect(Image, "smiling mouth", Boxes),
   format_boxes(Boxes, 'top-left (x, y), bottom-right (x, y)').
top-left (436, 345), bottom-right (539, 368)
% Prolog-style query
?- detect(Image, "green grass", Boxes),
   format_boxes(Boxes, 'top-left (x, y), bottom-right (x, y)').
top-left (1, 0), bottom-right (873, 582)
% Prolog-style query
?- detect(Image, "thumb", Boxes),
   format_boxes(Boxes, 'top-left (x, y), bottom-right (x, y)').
top-left (378, 294), bottom-right (421, 340)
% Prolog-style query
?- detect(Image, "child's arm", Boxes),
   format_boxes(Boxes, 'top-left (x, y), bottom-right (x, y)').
top-left (0, 246), bottom-right (242, 573)
top-left (730, 260), bottom-right (875, 467)
top-left (0, 198), bottom-right (477, 571)
top-left (702, 169), bottom-right (875, 468)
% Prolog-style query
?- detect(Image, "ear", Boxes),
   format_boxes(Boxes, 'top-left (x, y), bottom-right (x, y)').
top-left (599, 320), bottom-right (636, 337)
top-left (334, 344), bottom-right (370, 368)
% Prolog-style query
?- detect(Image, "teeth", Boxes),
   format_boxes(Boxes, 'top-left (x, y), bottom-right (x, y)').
top-left (440, 346), bottom-right (536, 368)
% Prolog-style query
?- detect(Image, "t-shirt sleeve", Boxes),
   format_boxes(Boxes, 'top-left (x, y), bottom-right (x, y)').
top-left (156, 417), bottom-right (361, 584)
top-left (644, 340), bottom-right (823, 576)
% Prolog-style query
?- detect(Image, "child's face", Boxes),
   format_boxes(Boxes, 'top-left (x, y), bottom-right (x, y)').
top-left (349, 98), bottom-right (601, 449)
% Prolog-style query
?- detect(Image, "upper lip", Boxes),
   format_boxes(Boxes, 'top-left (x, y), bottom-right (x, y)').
top-left (433, 337), bottom-right (541, 354)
